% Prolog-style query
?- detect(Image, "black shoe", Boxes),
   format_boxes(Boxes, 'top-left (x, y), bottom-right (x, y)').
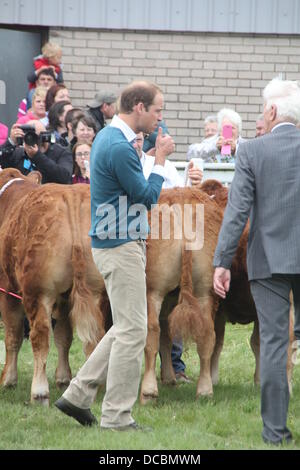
top-left (54, 397), bottom-right (97, 427)
top-left (101, 421), bottom-right (152, 432)
top-left (263, 435), bottom-right (293, 446)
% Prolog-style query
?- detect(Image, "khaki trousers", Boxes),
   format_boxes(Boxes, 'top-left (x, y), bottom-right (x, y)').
top-left (63, 240), bottom-right (147, 428)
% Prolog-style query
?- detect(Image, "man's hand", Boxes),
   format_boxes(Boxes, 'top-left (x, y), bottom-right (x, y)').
top-left (24, 143), bottom-right (39, 159)
top-left (187, 160), bottom-right (203, 186)
top-left (146, 147), bottom-right (156, 157)
top-left (155, 127), bottom-right (175, 165)
top-left (216, 136), bottom-right (224, 152)
top-left (228, 139), bottom-right (236, 155)
top-left (10, 124), bottom-right (24, 145)
top-left (213, 267), bottom-right (231, 299)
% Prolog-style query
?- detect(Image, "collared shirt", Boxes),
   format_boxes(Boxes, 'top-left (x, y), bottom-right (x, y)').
top-left (271, 122), bottom-right (296, 132)
top-left (111, 115), bottom-right (165, 180)
top-left (110, 114), bottom-right (137, 143)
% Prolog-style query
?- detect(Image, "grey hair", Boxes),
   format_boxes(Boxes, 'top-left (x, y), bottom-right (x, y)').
top-left (204, 115), bottom-right (217, 125)
top-left (263, 77), bottom-right (300, 124)
top-left (217, 108), bottom-right (242, 134)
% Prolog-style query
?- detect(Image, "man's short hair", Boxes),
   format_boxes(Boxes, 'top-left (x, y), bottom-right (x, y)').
top-left (37, 67), bottom-right (56, 81)
top-left (65, 108), bottom-right (84, 128)
top-left (119, 81), bottom-right (162, 114)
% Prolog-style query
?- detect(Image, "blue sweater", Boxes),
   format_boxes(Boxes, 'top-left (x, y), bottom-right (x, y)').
top-left (89, 126), bottom-right (164, 248)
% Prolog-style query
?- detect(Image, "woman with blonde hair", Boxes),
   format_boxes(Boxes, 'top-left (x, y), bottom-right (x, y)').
top-left (17, 87), bottom-right (47, 124)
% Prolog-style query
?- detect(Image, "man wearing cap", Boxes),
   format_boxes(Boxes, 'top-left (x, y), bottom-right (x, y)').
top-left (86, 90), bottom-right (117, 133)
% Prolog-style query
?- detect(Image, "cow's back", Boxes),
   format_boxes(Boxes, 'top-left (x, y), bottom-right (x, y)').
top-left (0, 184), bottom-right (92, 294)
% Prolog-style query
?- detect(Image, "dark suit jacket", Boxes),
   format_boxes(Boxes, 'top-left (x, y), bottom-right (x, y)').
top-left (213, 123), bottom-right (300, 280)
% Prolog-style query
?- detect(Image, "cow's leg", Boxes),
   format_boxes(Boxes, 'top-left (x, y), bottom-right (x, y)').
top-left (195, 298), bottom-right (216, 398)
top-left (140, 294), bottom-right (162, 404)
top-left (159, 292), bottom-right (178, 385)
top-left (0, 294), bottom-right (24, 387)
top-left (53, 299), bottom-right (73, 390)
top-left (210, 312), bottom-right (226, 385)
top-left (23, 294), bottom-right (52, 405)
top-left (250, 319), bottom-right (260, 386)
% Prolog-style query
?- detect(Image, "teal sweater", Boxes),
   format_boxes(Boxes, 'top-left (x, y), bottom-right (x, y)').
top-left (89, 126), bottom-right (164, 248)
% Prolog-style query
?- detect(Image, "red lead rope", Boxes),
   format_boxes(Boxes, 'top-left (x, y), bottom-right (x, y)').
top-left (0, 287), bottom-right (22, 300)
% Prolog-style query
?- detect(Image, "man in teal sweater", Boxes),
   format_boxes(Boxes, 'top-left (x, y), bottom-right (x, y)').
top-left (55, 81), bottom-right (175, 431)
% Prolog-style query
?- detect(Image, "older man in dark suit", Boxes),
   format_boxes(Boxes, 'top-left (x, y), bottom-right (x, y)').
top-left (213, 77), bottom-right (300, 445)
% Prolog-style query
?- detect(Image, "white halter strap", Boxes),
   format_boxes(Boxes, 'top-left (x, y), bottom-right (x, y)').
top-left (0, 178), bottom-right (24, 198)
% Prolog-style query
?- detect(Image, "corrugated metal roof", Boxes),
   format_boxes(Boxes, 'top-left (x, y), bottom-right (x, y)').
top-left (1, 0), bottom-right (300, 34)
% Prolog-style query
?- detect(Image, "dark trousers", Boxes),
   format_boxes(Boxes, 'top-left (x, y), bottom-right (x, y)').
top-left (171, 339), bottom-right (185, 374)
top-left (250, 274), bottom-right (300, 443)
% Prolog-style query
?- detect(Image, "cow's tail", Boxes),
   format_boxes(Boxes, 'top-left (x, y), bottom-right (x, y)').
top-left (168, 246), bottom-right (204, 343)
top-left (68, 191), bottom-right (104, 347)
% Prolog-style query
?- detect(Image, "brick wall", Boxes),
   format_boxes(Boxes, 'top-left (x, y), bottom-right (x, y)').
top-left (50, 28), bottom-right (300, 161)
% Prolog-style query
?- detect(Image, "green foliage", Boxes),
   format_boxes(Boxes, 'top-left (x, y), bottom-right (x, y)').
top-left (0, 323), bottom-right (299, 450)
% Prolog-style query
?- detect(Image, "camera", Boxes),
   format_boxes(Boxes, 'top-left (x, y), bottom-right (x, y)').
top-left (16, 125), bottom-right (36, 146)
top-left (38, 131), bottom-right (53, 144)
top-left (16, 125), bottom-right (53, 147)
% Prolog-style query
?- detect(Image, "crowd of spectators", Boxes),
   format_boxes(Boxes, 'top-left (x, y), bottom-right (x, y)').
top-left (0, 42), bottom-right (119, 186)
top-left (0, 40), bottom-right (266, 189)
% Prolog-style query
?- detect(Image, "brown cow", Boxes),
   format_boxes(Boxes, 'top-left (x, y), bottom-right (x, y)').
top-left (200, 179), bottom-right (296, 390)
top-left (141, 181), bottom-right (296, 403)
top-left (0, 169), bottom-right (105, 404)
top-left (140, 187), bottom-right (223, 403)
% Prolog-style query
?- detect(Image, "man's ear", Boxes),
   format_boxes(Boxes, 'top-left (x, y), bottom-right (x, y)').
top-left (135, 102), bottom-right (144, 114)
top-left (270, 104), bottom-right (277, 121)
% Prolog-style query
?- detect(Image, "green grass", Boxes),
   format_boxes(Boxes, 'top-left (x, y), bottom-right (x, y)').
top-left (0, 321), bottom-right (299, 450)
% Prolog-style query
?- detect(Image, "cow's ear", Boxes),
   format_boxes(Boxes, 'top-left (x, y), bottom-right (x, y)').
top-left (28, 171), bottom-right (42, 185)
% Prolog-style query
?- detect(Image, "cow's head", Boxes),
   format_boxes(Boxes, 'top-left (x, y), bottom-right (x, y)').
top-left (0, 168), bottom-right (42, 190)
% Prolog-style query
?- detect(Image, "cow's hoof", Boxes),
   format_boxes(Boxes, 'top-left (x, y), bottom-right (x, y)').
top-left (1, 372), bottom-right (18, 387)
top-left (31, 395), bottom-right (50, 406)
top-left (1, 379), bottom-right (17, 388)
top-left (161, 377), bottom-right (176, 386)
top-left (56, 379), bottom-right (70, 391)
top-left (196, 385), bottom-right (213, 398)
top-left (211, 373), bottom-right (219, 386)
top-left (197, 391), bottom-right (213, 399)
top-left (140, 392), bottom-right (158, 405)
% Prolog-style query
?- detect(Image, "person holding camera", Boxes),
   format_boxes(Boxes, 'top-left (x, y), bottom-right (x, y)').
top-left (0, 120), bottom-right (73, 184)
top-left (187, 108), bottom-right (246, 163)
